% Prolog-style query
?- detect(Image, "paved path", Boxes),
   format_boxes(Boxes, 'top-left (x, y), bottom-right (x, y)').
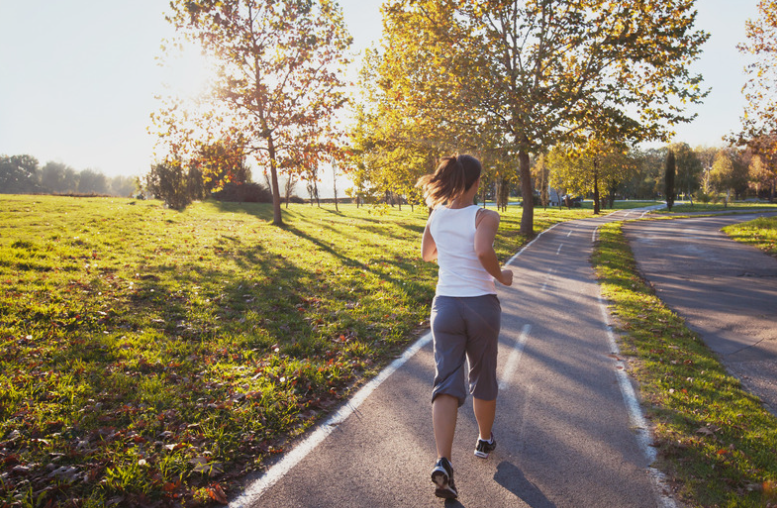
top-left (624, 211), bottom-right (777, 416)
top-left (231, 207), bottom-right (672, 508)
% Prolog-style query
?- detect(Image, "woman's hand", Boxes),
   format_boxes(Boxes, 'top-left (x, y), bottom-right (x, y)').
top-left (499, 269), bottom-right (514, 286)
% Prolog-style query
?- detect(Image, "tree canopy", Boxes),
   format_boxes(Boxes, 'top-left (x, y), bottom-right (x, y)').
top-left (156, 0), bottom-right (352, 224)
top-left (372, 0), bottom-right (709, 234)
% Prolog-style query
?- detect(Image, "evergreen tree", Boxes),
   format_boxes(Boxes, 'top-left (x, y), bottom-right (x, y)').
top-left (665, 149), bottom-right (676, 211)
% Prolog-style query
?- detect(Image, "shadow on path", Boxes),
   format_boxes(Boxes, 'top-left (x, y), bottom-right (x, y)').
top-left (495, 462), bottom-right (557, 508)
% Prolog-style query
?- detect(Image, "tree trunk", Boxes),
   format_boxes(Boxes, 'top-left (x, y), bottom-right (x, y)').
top-left (268, 135), bottom-right (283, 226)
top-left (519, 149), bottom-right (533, 236)
top-left (593, 161), bottom-right (600, 215)
top-left (332, 159), bottom-right (339, 212)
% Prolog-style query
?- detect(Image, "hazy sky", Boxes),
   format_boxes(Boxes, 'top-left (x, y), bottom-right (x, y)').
top-left (0, 0), bottom-right (760, 180)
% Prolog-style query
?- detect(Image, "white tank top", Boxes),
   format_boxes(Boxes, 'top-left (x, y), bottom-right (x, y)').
top-left (428, 205), bottom-right (496, 297)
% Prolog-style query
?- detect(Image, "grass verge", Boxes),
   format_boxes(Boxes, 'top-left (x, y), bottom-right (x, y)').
top-left (654, 202), bottom-right (777, 214)
top-left (0, 194), bottom-right (591, 507)
top-left (723, 216), bottom-right (777, 260)
top-left (592, 220), bottom-right (777, 507)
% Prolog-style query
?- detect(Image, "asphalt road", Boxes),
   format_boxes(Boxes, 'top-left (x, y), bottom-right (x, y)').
top-left (230, 207), bottom-right (673, 508)
top-left (624, 211), bottom-right (777, 416)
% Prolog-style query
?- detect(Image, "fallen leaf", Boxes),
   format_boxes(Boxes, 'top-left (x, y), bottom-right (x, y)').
top-left (208, 483), bottom-right (228, 504)
top-left (696, 426), bottom-right (715, 437)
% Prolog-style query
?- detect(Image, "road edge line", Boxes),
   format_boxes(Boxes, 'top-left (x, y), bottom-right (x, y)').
top-left (232, 220), bottom-right (569, 506)
top-left (229, 332), bottom-right (433, 507)
top-left (597, 293), bottom-right (678, 508)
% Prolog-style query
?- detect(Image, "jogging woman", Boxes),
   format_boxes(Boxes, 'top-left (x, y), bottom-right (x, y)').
top-left (418, 154), bottom-right (513, 499)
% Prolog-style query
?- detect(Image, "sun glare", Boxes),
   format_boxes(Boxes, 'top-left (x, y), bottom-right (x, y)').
top-left (161, 45), bottom-right (215, 101)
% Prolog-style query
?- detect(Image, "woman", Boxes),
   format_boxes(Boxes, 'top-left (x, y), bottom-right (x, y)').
top-left (418, 154), bottom-right (513, 499)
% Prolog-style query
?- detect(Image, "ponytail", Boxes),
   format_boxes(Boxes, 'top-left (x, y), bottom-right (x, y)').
top-left (416, 154), bottom-right (482, 208)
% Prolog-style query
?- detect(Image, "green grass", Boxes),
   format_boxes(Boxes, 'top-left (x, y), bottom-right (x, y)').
top-left (655, 202), bottom-right (777, 214)
top-left (723, 217), bottom-right (777, 260)
top-left (592, 220), bottom-right (777, 507)
top-left (0, 194), bottom-right (595, 506)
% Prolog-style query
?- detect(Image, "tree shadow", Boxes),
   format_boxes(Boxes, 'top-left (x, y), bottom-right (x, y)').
top-left (494, 461), bottom-right (557, 508)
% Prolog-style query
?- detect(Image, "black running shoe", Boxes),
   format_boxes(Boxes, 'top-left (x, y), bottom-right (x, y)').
top-left (431, 457), bottom-right (458, 499)
top-left (474, 433), bottom-right (496, 459)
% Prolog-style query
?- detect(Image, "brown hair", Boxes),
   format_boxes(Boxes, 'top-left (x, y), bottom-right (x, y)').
top-left (416, 154), bottom-right (482, 208)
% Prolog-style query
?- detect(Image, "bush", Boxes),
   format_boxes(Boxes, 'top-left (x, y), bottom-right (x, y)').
top-left (694, 191), bottom-right (711, 204)
top-left (287, 195), bottom-right (305, 204)
top-left (145, 161), bottom-right (192, 209)
top-left (212, 182), bottom-right (272, 203)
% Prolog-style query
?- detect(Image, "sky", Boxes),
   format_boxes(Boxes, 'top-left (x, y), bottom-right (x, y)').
top-left (0, 0), bottom-right (761, 188)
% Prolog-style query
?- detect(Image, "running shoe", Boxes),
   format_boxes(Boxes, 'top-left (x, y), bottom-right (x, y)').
top-left (431, 457), bottom-right (458, 499)
top-left (474, 433), bottom-right (496, 459)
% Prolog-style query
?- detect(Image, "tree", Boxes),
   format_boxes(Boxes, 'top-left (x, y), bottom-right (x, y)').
top-left (733, 2), bottom-right (777, 148)
top-left (78, 169), bottom-right (109, 195)
top-left (711, 148), bottom-right (750, 200)
top-left (694, 145), bottom-right (719, 195)
top-left (547, 139), bottom-right (637, 213)
top-left (379, 0), bottom-right (709, 235)
top-left (665, 149), bottom-right (676, 211)
top-left (533, 154), bottom-right (550, 209)
top-left (0, 154), bottom-right (42, 194)
top-left (146, 160), bottom-right (193, 209)
top-left (109, 175), bottom-right (137, 197)
top-left (162, 0), bottom-right (352, 226)
top-left (39, 161), bottom-right (79, 193)
top-left (671, 142), bottom-right (703, 205)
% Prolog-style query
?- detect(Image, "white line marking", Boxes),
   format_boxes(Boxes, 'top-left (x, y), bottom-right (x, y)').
top-left (592, 226), bottom-right (600, 243)
top-left (506, 223), bottom-right (561, 265)
top-left (229, 332), bottom-right (433, 507)
top-left (556, 244), bottom-right (563, 255)
top-left (566, 229), bottom-right (573, 237)
top-left (596, 294), bottom-right (677, 508)
top-left (499, 324), bottom-right (531, 390)
top-left (540, 268), bottom-right (556, 292)
top-left (234, 221), bottom-right (568, 506)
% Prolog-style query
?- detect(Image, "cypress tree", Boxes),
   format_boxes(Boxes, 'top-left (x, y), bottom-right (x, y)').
top-left (665, 149), bottom-right (676, 211)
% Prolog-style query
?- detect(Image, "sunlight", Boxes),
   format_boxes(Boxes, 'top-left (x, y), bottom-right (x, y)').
top-left (159, 43), bottom-right (215, 101)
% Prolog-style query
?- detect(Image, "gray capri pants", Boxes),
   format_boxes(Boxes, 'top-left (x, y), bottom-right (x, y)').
top-left (431, 294), bottom-right (501, 407)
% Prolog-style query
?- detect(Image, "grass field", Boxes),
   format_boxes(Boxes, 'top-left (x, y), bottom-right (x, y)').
top-left (0, 194), bottom-right (596, 507)
top-left (593, 220), bottom-right (777, 507)
top-left (723, 216), bottom-right (777, 260)
top-left (654, 201), bottom-right (777, 214)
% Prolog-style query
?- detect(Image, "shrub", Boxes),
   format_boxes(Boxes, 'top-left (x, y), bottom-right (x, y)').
top-left (145, 161), bottom-right (192, 209)
top-left (212, 181), bottom-right (272, 203)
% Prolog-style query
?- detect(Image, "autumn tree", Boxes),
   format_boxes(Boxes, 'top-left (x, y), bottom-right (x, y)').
top-left (732, 2), bottom-right (777, 157)
top-left (533, 154), bottom-right (550, 209)
top-left (378, 0), bottom-right (708, 235)
top-left (160, 0), bottom-right (352, 225)
top-left (748, 144), bottom-right (777, 200)
top-left (710, 148), bottom-right (751, 200)
top-left (547, 139), bottom-right (637, 213)
top-left (665, 149), bottom-right (676, 210)
top-left (694, 145), bottom-right (719, 195)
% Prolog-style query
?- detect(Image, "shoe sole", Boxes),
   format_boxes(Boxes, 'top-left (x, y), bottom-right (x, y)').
top-left (474, 450), bottom-right (490, 459)
top-left (431, 470), bottom-right (457, 499)
top-left (434, 487), bottom-right (458, 499)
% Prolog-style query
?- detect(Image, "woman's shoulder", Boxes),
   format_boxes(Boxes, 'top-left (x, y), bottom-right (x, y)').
top-left (475, 207), bottom-right (500, 227)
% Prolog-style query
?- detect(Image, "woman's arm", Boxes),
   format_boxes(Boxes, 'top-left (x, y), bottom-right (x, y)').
top-left (421, 221), bottom-right (438, 262)
top-left (474, 210), bottom-right (513, 286)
